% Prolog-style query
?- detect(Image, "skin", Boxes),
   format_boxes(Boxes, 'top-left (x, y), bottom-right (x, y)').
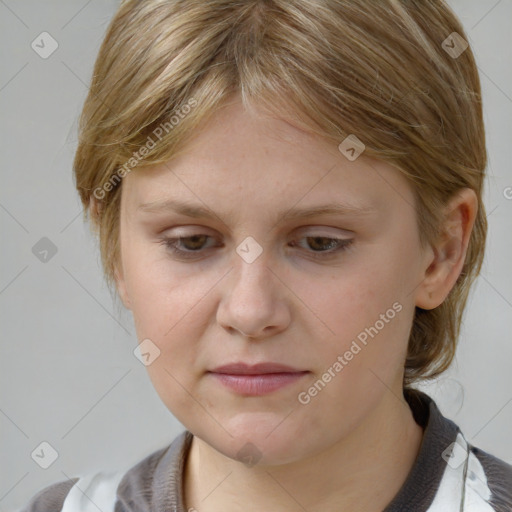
top-left (111, 95), bottom-right (477, 511)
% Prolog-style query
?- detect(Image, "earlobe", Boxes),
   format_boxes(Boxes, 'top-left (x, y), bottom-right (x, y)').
top-left (415, 188), bottom-right (478, 310)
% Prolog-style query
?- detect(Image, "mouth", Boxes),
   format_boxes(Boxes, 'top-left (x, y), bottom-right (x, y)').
top-left (207, 362), bottom-right (310, 396)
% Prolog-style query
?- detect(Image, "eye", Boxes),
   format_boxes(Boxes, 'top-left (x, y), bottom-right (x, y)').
top-left (159, 233), bottom-right (354, 261)
top-left (290, 236), bottom-right (354, 259)
top-left (160, 234), bottom-right (216, 259)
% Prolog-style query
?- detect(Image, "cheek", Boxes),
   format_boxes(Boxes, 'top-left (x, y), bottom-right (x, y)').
top-left (122, 238), bottom-right (208, 332)
top-left (120, 242), bottom-right (207, 382)
top-left (307, 265), bottom-right (407, 340)
top-left (300, 256), bottom-right (415, 385)
top-left (121, 227), bottom-right (415, 397)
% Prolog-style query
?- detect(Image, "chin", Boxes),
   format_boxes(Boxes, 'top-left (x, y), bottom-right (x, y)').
top-left (191, 413), bottom-right (319, 467)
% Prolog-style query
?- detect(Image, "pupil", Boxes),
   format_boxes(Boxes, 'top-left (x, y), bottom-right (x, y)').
top-left (186, 235), bottom-right (205, 249)
top-left (309, 237), bottom-right (332, 251)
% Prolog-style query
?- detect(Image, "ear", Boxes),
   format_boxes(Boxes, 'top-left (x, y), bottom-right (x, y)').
top-left (415, 188), bottom-right (478, 310)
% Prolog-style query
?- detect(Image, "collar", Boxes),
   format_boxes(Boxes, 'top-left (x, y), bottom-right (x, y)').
top-left (137, 390), bottom-right (460, 512)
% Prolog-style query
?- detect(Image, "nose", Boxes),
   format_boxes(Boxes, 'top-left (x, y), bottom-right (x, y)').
top-left (216, 252), bottom-right (291, 340)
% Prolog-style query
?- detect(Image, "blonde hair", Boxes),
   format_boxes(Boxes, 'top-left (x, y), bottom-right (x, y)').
top-left (73, 0), bottom-right (487, 387)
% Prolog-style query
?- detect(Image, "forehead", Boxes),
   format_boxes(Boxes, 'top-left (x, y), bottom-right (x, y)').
top-left (121, 100), bottom-right (415, 220)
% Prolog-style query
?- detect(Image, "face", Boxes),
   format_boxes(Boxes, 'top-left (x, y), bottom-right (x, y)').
top-left (116, 97), bottom-right (430, 466)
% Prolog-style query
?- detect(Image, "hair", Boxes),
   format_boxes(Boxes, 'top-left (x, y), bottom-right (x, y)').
top-left (73, 0), bottom-right (487, 388)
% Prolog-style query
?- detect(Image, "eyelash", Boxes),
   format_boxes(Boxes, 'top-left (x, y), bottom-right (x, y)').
top-left (159, 234), bottom-right (354, 261)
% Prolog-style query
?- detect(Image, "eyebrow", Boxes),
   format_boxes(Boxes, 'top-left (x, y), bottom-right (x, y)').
top-left (137, 198), bottom-right (378, 223)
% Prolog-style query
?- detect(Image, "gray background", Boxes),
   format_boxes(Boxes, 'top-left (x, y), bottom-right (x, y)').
top-left (0, 1), bottom-right (511, 510)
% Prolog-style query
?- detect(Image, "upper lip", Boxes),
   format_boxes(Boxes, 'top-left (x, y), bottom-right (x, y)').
top-left (209, 362), bottom-right (307, 375)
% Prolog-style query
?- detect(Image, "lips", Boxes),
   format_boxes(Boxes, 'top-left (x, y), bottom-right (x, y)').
top-left (208, 362), bottom-right (310, 395)
top-left (210, 362), bottom-right (306, 375)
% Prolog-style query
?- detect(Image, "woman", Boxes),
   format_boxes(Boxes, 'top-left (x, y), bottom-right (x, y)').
top-left (20, 1), bottom-right (512, 510)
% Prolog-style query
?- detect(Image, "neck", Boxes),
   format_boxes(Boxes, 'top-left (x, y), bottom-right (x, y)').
top-left (183, 390), bottom-right (424, 512)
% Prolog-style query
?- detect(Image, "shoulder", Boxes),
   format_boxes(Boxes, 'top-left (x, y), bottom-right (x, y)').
top-left (17, 478), bottom-right (78, 512)
top-left (468, 443), bottom-right (512, 511)
top-left (398, 389), bottom-right (512, 511)
top-left (17, 432), bottom-right (191, 512)
top-left (17, 470), bottom-right (127, 512)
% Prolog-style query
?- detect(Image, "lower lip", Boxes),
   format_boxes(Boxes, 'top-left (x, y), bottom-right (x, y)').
top-left (209, 372), bottom-right (309, 395)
